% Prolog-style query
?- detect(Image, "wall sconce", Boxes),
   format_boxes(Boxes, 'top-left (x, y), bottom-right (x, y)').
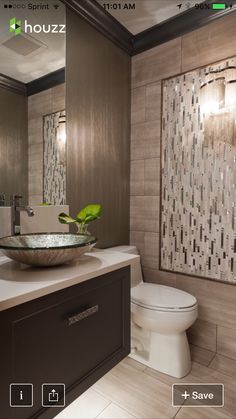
top-left (200, 77), bottom-right (225, 115)
top-left (200, 67), bottom-right (236, 114)
top-left (225, 80), bottom-right (236, 108)
top-left (200, 67), bottom-right (236, 147)
top-left (57, 111), bottom-right (66, 164)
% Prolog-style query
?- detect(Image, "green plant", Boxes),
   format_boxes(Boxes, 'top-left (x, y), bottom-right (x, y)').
top-left (58, 204), bottom-right (102, 234)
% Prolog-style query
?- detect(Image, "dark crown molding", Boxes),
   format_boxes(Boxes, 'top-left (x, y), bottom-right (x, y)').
top-left (62, 0), bottom-right (236, 56)
top-left (133, 0), bottom-right (236, 55)
top-left (1, 0), bottom-right (235, 96)
top-left (0, 69), bottom-right (65, 97)
top-left (26, 68), bottom-right (65, 96)
top-left (0, 74), bottom-right (26, 96)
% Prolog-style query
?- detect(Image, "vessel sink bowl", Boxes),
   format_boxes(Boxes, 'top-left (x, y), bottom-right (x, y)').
top-left (0, 233), bottom-right (97, 267)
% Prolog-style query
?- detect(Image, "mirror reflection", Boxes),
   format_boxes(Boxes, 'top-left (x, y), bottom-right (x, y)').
top-left (0, 0), bottom-right (66, 206)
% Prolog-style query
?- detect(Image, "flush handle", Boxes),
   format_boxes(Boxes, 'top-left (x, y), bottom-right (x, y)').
top-left (68, 305), bottom-right (99, 326)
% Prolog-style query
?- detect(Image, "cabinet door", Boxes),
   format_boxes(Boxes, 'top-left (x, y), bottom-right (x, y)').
top-left (3, 267), bottom-right (130, 418)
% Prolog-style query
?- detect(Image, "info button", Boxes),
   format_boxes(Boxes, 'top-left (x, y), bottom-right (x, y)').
top-left (172, 383), bottom-right (224, 407)
top-left (10, 383), bottom-right (33, 408)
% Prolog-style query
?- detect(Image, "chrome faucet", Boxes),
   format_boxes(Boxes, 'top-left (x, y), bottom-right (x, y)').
top-left (10, 194), bottom-right (34, 235)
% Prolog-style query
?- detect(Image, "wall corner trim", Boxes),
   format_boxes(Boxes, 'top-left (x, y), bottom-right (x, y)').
top-left (0, 74), bottom-right (26, 96)
top-left (61, 0), bottom-right (134, 55)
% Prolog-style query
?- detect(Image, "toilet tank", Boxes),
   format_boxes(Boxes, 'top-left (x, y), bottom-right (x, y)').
top-left (106, 245), bottom-right (143, 287)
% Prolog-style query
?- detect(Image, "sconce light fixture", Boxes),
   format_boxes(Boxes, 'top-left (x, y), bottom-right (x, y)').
top-left (200, 77), bottom-right (225, 115)
top-left (225, 80), bottom-right (236, 108)
top-left (200, 67), bottom-right (236, 147)
top-left (200, 67), bottom-right (236, 115)
top-left (57, 111), bottom-right (66, 164)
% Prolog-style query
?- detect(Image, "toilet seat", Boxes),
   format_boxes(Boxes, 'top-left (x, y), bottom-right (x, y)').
top-left (131, 283), bottom-right (197, 312)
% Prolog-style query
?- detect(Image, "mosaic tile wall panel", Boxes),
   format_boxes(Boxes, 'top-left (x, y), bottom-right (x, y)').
top-left (43, 110), bottom-right (66, 205)
top-left (161, 58), bottom-right (236, 283)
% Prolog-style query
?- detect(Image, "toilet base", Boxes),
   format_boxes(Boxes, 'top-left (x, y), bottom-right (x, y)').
top-left (129, 330), bottom-right (191, 378)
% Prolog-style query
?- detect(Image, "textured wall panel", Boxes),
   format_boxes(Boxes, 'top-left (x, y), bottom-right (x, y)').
top-left (66, 10), bottom-right (130, 247)
top-left (0, 87), bottom-right (28, 204)
top-left (161, 57), bottom-right (236, 283)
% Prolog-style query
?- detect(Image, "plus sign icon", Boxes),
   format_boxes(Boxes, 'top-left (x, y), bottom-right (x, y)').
top-left (181, 390), bottom-right (190, 400)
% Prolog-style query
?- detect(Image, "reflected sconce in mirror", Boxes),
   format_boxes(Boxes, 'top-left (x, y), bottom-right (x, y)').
top-left (200, 67), bottom-right (236, 147)
top-left (58, 111), bottom-right (66, 165)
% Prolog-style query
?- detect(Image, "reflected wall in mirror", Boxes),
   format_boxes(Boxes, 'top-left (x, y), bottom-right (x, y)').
top-left (0, 85), bottom-right (28, 205)
top-left (43, 110), bottom-right (66, 205)
top-left (0, 0), bottom-right (66, 206)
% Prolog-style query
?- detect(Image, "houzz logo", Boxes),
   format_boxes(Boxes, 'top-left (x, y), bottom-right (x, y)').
top-left (10, 18), bottom-right (21, 35)
top-left (9, 18), bottom-right (66, 35)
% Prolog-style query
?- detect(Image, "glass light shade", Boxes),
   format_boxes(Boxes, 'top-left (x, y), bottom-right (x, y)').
top-left (200, 77), bottom-right (225, 115)
top-left (204, 112), bottom-right (236, 147)
top-left (225, 81), bottom-right (236, 108)
top-left (223, 67), bottom-right (236, 82)
top-left (57, 122), bottom-right (66, 164)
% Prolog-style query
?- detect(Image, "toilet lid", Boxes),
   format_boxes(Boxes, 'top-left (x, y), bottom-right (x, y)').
top-left (131, 283), bottom-right (197, 310)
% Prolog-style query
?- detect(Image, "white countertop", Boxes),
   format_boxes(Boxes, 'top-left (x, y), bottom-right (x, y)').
top-left (0, 250), bottom-right (139, 311)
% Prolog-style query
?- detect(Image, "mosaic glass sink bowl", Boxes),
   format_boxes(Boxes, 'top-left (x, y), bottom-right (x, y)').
top-left (0, 233), bottom-right (97, 267)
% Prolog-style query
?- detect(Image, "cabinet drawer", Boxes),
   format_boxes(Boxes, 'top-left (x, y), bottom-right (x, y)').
top-left (5, 267), bottom-right (130, 418)
top-left (14, 277), bottom-right (123, 381)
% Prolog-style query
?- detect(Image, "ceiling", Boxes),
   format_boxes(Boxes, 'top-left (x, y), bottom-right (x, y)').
top-left (96, 0), bottom-right (201, 34)
top-left (0, 0), bottom-right (65, 83)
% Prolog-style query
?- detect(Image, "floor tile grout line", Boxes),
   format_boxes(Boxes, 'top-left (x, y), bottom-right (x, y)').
top-left (207, 351), bottom-right (217, 367)
top-left (94, 377), bottom-right (177, 419)
top-left (95, 400), bottom-right (112, 418)
top-left (212, 352), bottom-right (236, 363)
top-left (190, 342), bottom-right (236, 367)
top-left (172, 405), bottom-right (183, 419)
top-left (189, 342), bottom-right (215, 353)
top-left (103, 401), bottom-right (137, 419)
top-left (93, 387), bottom-right (140, 419)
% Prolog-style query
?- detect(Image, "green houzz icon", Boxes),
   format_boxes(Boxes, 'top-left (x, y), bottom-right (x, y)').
top-left (9, 18), bottom-right (21, 35)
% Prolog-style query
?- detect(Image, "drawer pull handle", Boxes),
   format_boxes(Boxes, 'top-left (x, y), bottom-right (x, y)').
top-left (68, 305), bottom-right (99, 326)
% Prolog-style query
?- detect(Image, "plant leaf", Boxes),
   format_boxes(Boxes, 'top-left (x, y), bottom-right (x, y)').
top-left (76, 204), bottom-right (102, 223)
top-left (58, 212), bottom-right (77, 224)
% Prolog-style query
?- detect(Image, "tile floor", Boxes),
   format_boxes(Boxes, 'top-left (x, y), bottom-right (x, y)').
top-left (55, 345), bottom-right (236, 419)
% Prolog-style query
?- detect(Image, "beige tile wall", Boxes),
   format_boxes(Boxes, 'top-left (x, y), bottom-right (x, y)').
top-left (28, 84), bottom-right (65, 205)
top-left (130, 13), bottom-right (236, 360)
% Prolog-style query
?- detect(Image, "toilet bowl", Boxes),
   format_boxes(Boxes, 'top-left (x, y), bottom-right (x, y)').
top-left (107, 245), bottom-right (198, 378)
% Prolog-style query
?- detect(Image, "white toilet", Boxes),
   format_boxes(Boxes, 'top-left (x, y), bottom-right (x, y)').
top-left (108, 245), bottom-right (198, 378)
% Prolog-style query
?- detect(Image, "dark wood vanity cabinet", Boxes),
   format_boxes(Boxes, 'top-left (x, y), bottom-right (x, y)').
top-left (0, 266), bottom-right (130, 419)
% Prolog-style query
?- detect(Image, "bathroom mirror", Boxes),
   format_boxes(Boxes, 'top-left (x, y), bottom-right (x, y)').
top-left (0, 0), bottom-right (66, 206)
